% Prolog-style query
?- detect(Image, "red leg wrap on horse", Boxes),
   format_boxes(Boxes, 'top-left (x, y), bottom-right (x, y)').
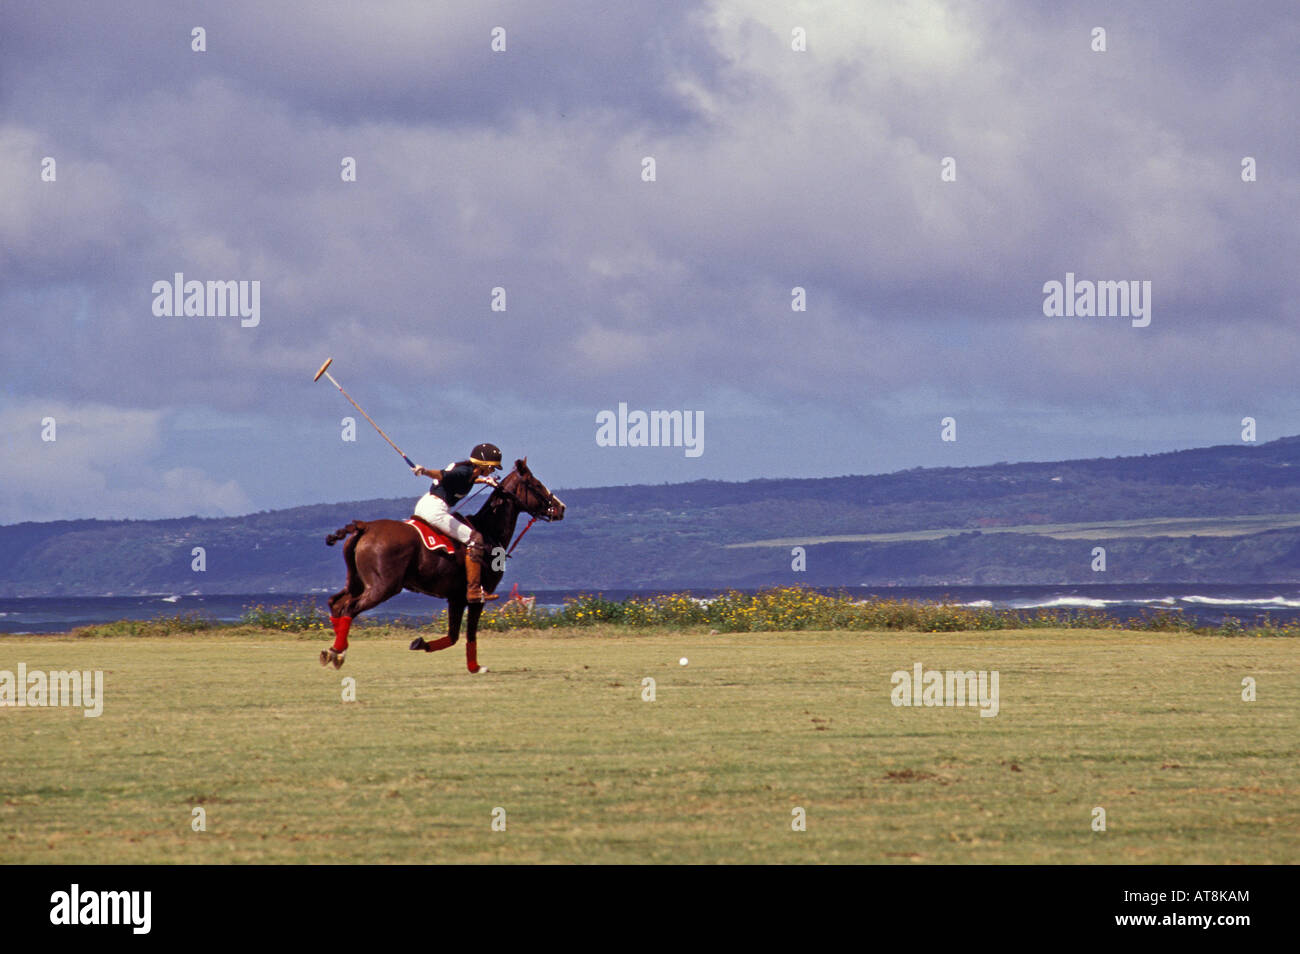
top-left (425, 636), bottom-right (454, 653)
top-left (466, 640), bottom-right (479, 672)
top-left (330, 616), bottom-right (352, 652)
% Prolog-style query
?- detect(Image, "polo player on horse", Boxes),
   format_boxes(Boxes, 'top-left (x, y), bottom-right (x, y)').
top-left (411, 442), bottom-right (504, 603)
top-left (320, 452), bottom-right (564, 671)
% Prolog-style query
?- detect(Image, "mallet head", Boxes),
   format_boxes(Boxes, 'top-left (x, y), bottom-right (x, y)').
top-left (313, 357), bottom-right (333, 382)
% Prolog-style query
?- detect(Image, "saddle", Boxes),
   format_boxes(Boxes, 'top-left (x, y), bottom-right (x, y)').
top-left (403, 517), bottom-right (458, 554)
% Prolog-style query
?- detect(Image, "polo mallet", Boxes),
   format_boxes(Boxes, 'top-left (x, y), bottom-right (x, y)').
top-left (313, 357), bottom-right (417, 470)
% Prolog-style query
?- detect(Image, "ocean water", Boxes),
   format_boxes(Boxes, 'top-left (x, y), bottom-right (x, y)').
top-left (2, 584), bottom-right (1299, 634)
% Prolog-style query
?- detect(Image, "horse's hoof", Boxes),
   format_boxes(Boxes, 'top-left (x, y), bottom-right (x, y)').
top-left (320, 648), bottom-right (345, 669)
top-left (469, 666), bottom-right (489, 675)
top-left (409, 636), bottom-right (427, 652)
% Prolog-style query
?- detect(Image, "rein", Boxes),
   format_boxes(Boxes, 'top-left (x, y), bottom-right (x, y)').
top-left (507, 516), bottom-right (538, 557)
top-left (451, 484), bottom-right (487, 515)
top-left (459, 478), bottom-right (554, 557)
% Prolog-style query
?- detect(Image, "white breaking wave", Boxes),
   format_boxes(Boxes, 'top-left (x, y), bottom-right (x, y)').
top-left (1181, 595), bottom-right (1300, 607)
top-left (1002, 594), bottom-right (1300, 611)
top-left (160, 595), bottom-right (181, 603)
top-left (1017, 596), bottom-right (1185, 610)
top-left (1016, 597), bottom-right (1110, 609)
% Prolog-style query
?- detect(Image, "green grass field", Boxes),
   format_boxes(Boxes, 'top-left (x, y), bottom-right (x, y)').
top-left (2, 627), bottom-right (1297, 863)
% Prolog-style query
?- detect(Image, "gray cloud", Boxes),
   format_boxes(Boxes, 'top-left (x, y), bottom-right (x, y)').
top-left (1, 0), bottom-right (1296, 519)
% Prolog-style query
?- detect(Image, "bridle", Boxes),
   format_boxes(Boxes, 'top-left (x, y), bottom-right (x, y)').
top-left (460, 470), bottom-right (563, 557)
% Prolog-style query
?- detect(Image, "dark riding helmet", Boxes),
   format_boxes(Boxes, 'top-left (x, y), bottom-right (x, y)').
top-left (470, 443), bottom-right (503, 471)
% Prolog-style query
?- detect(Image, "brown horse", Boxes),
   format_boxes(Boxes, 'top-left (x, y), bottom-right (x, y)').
top-left (321, 459), bottom-right (565, 672)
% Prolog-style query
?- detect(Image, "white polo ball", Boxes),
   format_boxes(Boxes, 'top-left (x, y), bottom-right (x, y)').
top-left (679, 657), bottom-right (688, 666)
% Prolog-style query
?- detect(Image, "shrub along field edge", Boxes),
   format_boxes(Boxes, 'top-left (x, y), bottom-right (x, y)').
top-left (42, 587), bottom-right (1300, 639)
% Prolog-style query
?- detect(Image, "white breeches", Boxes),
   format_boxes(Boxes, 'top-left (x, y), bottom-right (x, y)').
top-left (413, 494), bottom-right (476, 544)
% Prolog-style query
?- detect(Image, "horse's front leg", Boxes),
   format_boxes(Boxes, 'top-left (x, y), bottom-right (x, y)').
top-left (409, 598), bottom-right (465, 654)
top-left (465, 602), bottom-right (486, 674)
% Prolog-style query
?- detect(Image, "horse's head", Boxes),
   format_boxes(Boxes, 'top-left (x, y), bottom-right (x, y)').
top-left (496, 457), bottom-right (565, 521)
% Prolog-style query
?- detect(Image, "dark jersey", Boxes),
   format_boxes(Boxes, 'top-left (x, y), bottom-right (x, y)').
top-left (429, 461), bottom-right (477, 505)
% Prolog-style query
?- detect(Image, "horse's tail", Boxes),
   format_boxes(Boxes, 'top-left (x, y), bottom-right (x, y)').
top-left (326, 520), bottom-right (367, 546)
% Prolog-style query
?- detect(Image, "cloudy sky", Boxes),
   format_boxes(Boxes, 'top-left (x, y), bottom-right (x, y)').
top-left (2, 0), bottom-right (1296, 523)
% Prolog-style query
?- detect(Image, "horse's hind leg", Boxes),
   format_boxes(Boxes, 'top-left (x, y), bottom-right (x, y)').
top-left (326, 576), bottom-right (368, 645)
top-left (327, 572), bottom-right (364, 615)
top-left (327, 587), bottom-right (351, 617)
top-left (318, 590), bottom-right (351, 670)
top-left (338, 578), bottom-right (405, 627)
top-left (322, 578), bottom-right (405, 669)
top-left (325, 532), bottom-right (376, 663)
top-left (326, 535), bottom-right (404, 658)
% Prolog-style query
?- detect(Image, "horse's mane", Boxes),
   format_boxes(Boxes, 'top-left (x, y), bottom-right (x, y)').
top-left (464, 475), bottom-right (515, 539)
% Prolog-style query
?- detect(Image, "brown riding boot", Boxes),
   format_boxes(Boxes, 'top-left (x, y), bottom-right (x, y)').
top-left (466, 551), bottom-right (498, 603)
